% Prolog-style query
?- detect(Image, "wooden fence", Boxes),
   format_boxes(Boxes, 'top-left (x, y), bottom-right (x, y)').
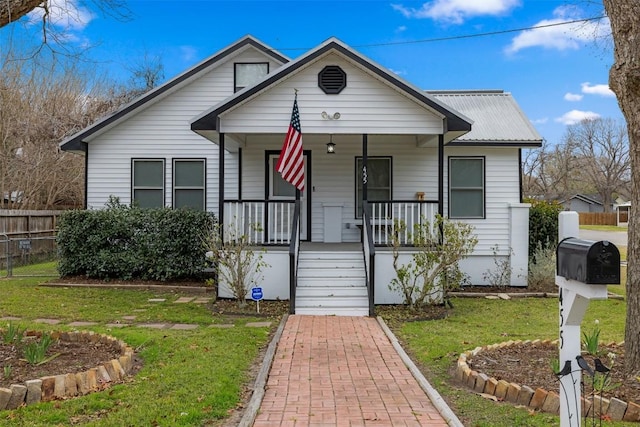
top-left (578, 212), bottom-right (617, 226)
top-left (0, 210), bottom-right (61, 237)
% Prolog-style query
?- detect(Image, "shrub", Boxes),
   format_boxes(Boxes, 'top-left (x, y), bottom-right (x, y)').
top-left (389, 215), bottom-right (477, 309)
top-left (528, 241), bottom-right (556, 290)
top-left (57, 198), bottom-right (215, 281)
top-left (527, 198), bottom-right (563, 257)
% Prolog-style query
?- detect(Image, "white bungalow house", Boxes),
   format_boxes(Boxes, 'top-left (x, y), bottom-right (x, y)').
top-left (61, 36), bottom-right (542, 316)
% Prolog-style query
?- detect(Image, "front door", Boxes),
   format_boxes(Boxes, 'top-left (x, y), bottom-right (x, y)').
top-left (267, 152), bottom-right (310, 241)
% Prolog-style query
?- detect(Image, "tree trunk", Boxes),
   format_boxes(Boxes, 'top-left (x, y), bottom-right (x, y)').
top-left (602, 0), bottom-right (640, 374)
top-left (0, 0), bottom-right (43, 27)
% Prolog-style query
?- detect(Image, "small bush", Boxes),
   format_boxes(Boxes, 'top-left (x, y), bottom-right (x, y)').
top-left (527, 198), bottom-right (563, 258)
top-left (528, 241), bottom-right (556, 291)
top-left (57, 198), bottom-right (215, 281)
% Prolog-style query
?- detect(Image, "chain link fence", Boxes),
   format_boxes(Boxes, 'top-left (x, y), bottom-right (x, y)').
top-left (0, 233), bottom-right (58, 277)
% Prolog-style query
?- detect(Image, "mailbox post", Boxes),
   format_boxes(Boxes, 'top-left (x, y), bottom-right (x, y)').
top-left (556, 212), bottom-right (620, 427)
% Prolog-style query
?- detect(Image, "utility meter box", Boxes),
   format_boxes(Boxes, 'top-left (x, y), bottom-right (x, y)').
top-left (556, 238), bottom-right (620, 285)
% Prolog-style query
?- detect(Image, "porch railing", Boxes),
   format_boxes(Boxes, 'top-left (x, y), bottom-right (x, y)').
top-left (223, 200), bottom-right (296, 245)
top-left (368, 200), bottom-right (438, 246)
top-left (362, 202), bottom-right (376, 316)
top-left (289, 201), bottom-right (301, 314)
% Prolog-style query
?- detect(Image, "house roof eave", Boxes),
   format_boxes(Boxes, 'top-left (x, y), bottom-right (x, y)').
top-left (61, 36), bottom-right (289, 152)
top-left (191, 38), bottom-right (473, 134)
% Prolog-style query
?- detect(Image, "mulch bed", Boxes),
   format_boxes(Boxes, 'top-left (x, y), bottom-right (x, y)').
top-left (467, 341), bottom-right (640, 406)
top-left (0, 334), bottom-right (125, 389)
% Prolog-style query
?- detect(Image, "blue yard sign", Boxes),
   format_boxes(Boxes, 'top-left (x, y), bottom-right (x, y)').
top-left (251, 287), bottom-right (263, 301)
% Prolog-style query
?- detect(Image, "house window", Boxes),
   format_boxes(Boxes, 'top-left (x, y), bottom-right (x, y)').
top-left (132, 159), bottom-right (165, 208)
top-left (355, 157), bottom-right (392, 218)
top-left (234, 63), bottom-right (269, 92)
top-left (173, 159), bottom-right (205, 210)
top-left (449, 157), bottom-right (485, 219)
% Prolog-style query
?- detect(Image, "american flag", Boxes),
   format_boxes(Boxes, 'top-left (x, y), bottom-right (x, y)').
top-left (277, 95), bottom-right (304, 191)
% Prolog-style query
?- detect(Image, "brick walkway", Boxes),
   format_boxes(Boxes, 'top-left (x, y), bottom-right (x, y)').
top-left (253, 316), bottom-right (450, 426)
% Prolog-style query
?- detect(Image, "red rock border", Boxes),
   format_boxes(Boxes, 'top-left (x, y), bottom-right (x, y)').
top-left (0, 330), bottom-right (135, 411)
top-left (455, 339), bottom-right (640, 422)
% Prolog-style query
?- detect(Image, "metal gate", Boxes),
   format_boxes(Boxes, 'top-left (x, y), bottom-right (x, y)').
top-left (0, 233), bottom-right (58, 277)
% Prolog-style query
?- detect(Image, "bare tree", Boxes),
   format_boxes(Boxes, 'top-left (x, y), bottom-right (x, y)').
top-left (564, 118), bottom-right (630, 211)
top-left (522, 139), bottom-right (581, 200)
top-left (602, 0), bottom-right (640, 374)
top-left (1, 0), bottom-right (129, 28)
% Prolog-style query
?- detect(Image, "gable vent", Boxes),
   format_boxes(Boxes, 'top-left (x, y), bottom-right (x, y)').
top-left (318, 65), bottom-right (346, 94)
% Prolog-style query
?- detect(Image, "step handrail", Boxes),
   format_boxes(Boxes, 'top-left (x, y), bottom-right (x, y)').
top-left (288, 200), bottom-right (301, 314)
top-left (362, 201), bottom-right (376, 316)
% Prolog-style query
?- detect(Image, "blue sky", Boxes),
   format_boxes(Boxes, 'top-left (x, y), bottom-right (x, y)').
top-left (8, 0), bottom-right (622, 145)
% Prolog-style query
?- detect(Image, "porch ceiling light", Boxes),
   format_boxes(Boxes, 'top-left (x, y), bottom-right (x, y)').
top-left (321, 111), bottom-right (341, 120)
top-left (327, 135), bottom-right (336, 154)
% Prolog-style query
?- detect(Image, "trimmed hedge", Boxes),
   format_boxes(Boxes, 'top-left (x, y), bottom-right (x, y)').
top-left (527, 198), bottom-right (564, 257)
top-left (57, 204), bottom-right (215, 281)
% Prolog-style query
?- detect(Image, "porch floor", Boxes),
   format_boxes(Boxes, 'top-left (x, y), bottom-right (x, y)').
top-left (253, 315), bottom-right (452, 426)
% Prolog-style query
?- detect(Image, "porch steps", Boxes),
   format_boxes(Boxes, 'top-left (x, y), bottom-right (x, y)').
top-left (295, 250), bottom-right (369, 316)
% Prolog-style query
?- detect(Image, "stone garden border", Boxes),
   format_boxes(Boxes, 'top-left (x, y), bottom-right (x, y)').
top-left (0, 330), bottom-right (135, 411)
top-left (455, 339), bottom-right (640, 422)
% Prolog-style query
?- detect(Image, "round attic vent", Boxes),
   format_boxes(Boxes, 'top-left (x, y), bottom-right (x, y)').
top-left (318, 65), bottom-right (346, 94)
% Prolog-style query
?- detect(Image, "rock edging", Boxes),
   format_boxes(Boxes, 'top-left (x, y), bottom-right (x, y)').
top-left (0, 330), bottom-right (135, 411)
top-left (455, 339), bottom-right (640, 422)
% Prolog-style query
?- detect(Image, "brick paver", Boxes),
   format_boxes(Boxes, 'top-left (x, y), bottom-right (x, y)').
top-left (254, 315), bottom-right (449, 426)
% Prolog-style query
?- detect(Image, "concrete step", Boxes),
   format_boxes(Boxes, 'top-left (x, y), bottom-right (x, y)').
top-left (296, 286), bottom-right (368, 298)
top-left (295, 306), bottom-right (370, 316)
top-left (297, 267), bottom-right (366, 279)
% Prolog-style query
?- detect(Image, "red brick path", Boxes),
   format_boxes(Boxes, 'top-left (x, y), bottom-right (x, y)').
top-left (253, 315), bottom-right (450, 426)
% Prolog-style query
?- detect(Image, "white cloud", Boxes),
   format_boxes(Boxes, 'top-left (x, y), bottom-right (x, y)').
top-left (555, 110), bottom-right (600, 125)
top-left (505, 6), bottom-right (610, 54)
top-left (179, 46), bottom-right (198, 62)
top-left (564, 93), bottom-right (583, 102)
top-left (396, 25), bottom-right (407, 33)
top-left (391, 0), bottom-right (521, 24)
top-left (532, 117), bottom-right (548, 125)
top-left (581, 82), bottom-right (615, 97)
top-left (27, 0), bottom-right (94, 31)
top-left (389, 68), bottom-right (406, 76)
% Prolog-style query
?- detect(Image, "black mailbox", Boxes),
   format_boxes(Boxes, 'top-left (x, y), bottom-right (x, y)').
top-left (556, 238), bottom-right (620, 285)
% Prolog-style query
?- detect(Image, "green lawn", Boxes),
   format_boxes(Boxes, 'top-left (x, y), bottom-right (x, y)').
top-left (0, 264), bottom-right (634, 426)
top-left (385, 297), bottom-right (632, 427)
top-left (0, 273), bottom-right (276, 426)
top-left (580, 225), bottom-right (628, 232)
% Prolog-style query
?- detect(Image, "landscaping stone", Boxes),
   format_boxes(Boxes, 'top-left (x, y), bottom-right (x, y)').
top-left (97, 365), bottom-right (111, 383)
top-left (174, 297), bottom-right (195, 303)
top-left (104, 362), bottom-right (118, 382)
top-left (624, 401), bottom-right (640, 422)
top-left (122, 315), bottom-right (137, 320)
top-left (210, 323), bottom-right (234, 329)
top-left (41, 376), bottom-right (56, 401)
top-left (529, 388), bottom-right (548, 410)
top-left (75, 371), bottom-right (89, 395)
top-left (138, 323), bottom-right (168, 329)
top-left (64, 373), bottom-right (77, 396)
top-left (484, 378), bottom-right (498, 395)
top-left (0, 387), bottom-right (11, 410)
top-left (106, 323), bottom-right (128, 328)
top-left (25, 379), bottom-right (42, 405)
top-left (505, 383), bottom-right (521, 403)
top-left (592, 395), bottom-right (610, 417)
top-left (87, 368), bottom-right (98, 391)
top-left (6, 384), bottom-right (27, 409)
top-left (54, 375), bottom-right (66, 399)
top-left (246, 321), bottom-right (272, 328)
top-left (541, 391), bottom-right (560, 414)
top-left (581, 397), bottom-right (592, 418)
top-left (466, 370), bottom-right (478, 389)
top-left (608, 397), bottom-right (627, 421)
top-left (0, 316), bottom-right (20, 321)
top-left (517, 385), bottom-right (535, 406)
top-left (148, 298), bottom-right (166, 302)
top-left (111, 359), bottom-right (125, 379)
top-left (68, 321), bottom-right (98, 327)
top-left (34, 318), bottom-right (61, 325)
top-left (494, 380), bottom-right (510, 400)
top-left (474, 373), bottom-right (489, 393)
top-left (193, 297), bottom-right (212, 304)
top-left (497, 293), bottom-right (511, 300)
top-left (170, 324), bottom-right (199, 330)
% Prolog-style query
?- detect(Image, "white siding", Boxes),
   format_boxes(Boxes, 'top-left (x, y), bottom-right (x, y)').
top-left (444, 147), bottom-right (521, 256)
top-left (86, 47), bottom-right (282, 210)
top-left (220, 54), bottom-right (445, 135)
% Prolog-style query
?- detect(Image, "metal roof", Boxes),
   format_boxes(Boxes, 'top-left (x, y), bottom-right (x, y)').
top-left (429, 90), bottom-right (543, 146)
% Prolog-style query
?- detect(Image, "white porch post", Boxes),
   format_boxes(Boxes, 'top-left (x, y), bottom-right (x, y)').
top-left (218, 133), bottom-right (225, 242)
top-left (509, 202), bottom-right (531, 286)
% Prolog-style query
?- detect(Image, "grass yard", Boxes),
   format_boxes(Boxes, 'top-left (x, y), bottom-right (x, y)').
top-left (1, 263), bottom-right (634, 426)
top-left (386, 297), bottom-right (632, 427)
top-left (0, 274), bottom-right (276, 426)
top-left (580, 225), bottom-right (629, 232)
